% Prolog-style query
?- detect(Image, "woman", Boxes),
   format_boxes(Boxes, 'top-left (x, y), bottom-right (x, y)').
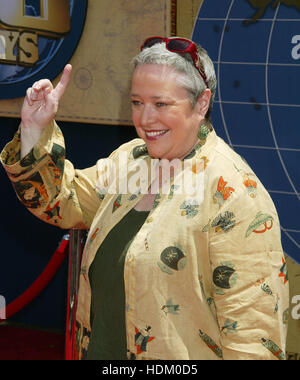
top-left (1, 37), bottom-right (289, 360)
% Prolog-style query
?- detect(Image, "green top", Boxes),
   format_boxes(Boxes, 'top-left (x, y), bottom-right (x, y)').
top-left (87, 207), bottom-right (149, 360)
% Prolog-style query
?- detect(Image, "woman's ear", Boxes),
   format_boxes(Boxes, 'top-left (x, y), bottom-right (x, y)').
top-left (196, 89), bottom-right (211, 118)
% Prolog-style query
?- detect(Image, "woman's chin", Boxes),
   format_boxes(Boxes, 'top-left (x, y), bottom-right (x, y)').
top-left (146, 146), bottom-right (165, 160)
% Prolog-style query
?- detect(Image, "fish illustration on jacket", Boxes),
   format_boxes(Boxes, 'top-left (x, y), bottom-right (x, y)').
top-left (213, 176), bottom-right (235, 207)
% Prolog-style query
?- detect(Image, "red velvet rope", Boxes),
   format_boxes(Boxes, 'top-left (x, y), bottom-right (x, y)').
top-left (0, 235), bottom-right (69, 322)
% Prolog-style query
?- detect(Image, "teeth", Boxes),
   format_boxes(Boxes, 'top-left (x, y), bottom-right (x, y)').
top-left (146, 130), bottom-right (167, 137)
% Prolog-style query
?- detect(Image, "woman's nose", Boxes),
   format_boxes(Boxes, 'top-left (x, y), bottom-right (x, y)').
top-left (140, 104), bottom-right (155, 127)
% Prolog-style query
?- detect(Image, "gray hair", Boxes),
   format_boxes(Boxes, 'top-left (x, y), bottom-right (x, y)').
top-left (131, 41), bottom-right (217, 120)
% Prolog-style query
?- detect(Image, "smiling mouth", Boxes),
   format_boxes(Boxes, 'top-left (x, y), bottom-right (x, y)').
top-left (145, 130), bottom-right (169, 140)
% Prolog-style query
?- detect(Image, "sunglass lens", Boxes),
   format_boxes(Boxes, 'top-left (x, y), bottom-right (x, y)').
top-left (142, 37), bottom-right (163, 49)
top-left (167, 39), bottom-right (190, 52)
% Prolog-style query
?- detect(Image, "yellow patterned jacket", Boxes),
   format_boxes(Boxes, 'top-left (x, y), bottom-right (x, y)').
top-left (1, 121), bottom-right (289, 360)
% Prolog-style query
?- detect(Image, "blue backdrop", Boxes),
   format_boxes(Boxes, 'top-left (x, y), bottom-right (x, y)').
top-left (193, 0), bottom-right (300, 264)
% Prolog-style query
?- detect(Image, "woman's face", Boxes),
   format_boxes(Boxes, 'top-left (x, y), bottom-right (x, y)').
top-left (131, 64), bottom-right (210, 160)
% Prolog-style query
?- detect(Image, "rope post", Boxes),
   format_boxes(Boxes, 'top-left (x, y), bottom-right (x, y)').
top-left (65, 228), bottom-right (85, 360)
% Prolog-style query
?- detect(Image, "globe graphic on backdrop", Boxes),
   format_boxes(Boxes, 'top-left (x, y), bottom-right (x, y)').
top-left (0, 0), bottom-right (74, 84)
top-left (193, 0), bottom-right (300, 263)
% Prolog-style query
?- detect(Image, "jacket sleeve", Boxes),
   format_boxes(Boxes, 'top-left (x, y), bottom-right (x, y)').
top-left (0, 121), bottom-right (105, 229)
top-left (208, 176), bottom-right (289, 360)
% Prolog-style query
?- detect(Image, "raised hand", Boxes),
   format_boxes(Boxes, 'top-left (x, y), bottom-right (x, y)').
top-left (21, 64), bottom-right (72, 129)
top-left (20, 64), bottom-right (72, 158)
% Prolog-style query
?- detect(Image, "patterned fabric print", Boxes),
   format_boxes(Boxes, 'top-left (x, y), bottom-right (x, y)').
top-left (1, 130), bottom-right (21, 165)
top-left (161, 298), bottom-right (180, 315)
top-left (43, 201), bottom-right (62, 223)
top-left (255, 278), bottom-right (280, 314)
top-left (112, 194), bottom-right (122, 213)
top-left (3, 125), bottom-right (65, 226)
top-left (134, 326), bottom-right (155, 355)
top-left (180, 199), bottom-right (199, 218)
top-left (75, 321), bottom-right (91, 360)
top-left (2, 147), bottom-right (20, 166)
top-left (213, 176), bottom-right (235, 208)
top-left (13, 172), bottom-right (49, 209)
top-left (202, 211), bottom-right (236, 233)
top-left (220, 319), bottom-right (238, 335)
top-left (128, 190), bottom-right (141, 201)
top-left (87, 227), bottom-right (100, 247)
top-left (279, 257), bottom-right (288, 284)
top-left (245, 212), bottom-right (274, 237)
top-left (213, 262), bottom-right (238, 295)
top-left (20, 149), bottom-right (39, 168)
top-left (207, 160), bottom-right (288, 359)
top-left (0, 122), bottom-right (289, 360)
top-left (199, 276), bottom-right (217, 317)
top-left (168, 184), bottom-right (180, 200)
top-left (243, 173), bottom-right (257, 198)
top-left (261, 338), bottom-right (285, 360)
top-left (95, 189), bottom-right (105, 201)
top-left (199, 330), bottom-right (223, 359)
top-left (234, 164), bottom-right (258, 198)
top-left (157, 245), bottom-right (187, 275)
top-left (132, 144), bottom-right (148, 159)
top-left (152, 193), bottom-right (161, 209)
top-left (8, 153), bottom-right (49, 181)
top-left (49, 143), bottom-right (65, 174)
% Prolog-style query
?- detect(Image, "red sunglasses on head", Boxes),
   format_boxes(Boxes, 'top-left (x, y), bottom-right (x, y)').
top-left (140, 36), bottom-right (208, 88)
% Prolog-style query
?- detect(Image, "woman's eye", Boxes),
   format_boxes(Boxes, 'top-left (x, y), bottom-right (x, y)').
top-left (156, 102), bottom-right (168, 108)
top-left (131, 100), bottom-right (141, 106)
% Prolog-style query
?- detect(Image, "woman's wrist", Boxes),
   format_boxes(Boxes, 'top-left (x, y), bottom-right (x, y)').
top-left (20, 123), bottom-right (45, 158)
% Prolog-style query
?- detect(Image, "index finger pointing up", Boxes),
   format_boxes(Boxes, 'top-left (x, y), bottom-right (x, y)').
top-left (53, 64), bottom-right (72, 100)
